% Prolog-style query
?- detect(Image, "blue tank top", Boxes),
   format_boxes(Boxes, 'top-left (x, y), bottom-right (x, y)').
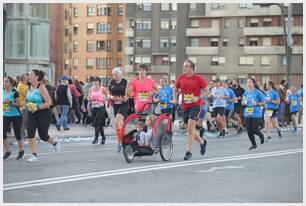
top-left (26, 85), bottom-right (44, 107)
top-left (3, 89), bottom-right (21, 117)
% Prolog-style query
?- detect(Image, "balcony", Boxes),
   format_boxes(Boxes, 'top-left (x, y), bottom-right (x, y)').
top-left (150, 65), bottom-right (170, 73)
top-left (244, 46), bottom-right (303, 55)
top-left (186, 47), bottom-right (219, 55)
top-left (186, 28), bottom-right (220, 37)
top-left (125, 47), bottom-right (134, 55)
top-left (243, 27), bottom-right (303, 36)
top-left (125, 29), bottom-right (134, 37)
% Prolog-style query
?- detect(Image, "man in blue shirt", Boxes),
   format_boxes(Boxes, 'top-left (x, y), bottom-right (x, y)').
top-left (154, 78), bottom-right (174, 121)
top-left (287, 86), bottom-right (301, 132)
top-left (209, 79), bottom-right (229, 137)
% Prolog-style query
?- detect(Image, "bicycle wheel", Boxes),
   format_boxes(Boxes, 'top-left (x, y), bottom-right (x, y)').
top-left (160, 133), bottom-right (173, 161)
top-left (123, 145), bottom-right (134, 163)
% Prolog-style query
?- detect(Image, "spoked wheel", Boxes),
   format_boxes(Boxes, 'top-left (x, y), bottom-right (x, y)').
top-left (160, 133), bottom-right (173, 161)
top-left (123, 145), bottom-right (134, 163)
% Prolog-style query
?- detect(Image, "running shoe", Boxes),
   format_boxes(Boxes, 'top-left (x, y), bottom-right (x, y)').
top-left (117, 144), bottom-right (122, 152)
top-left (92, 138), bottom-right (98, 144)
top-left (55, 124), bottom-right (61, 131)
top-left (259, 134), bottom-right (265, 144)
top-left (26, 154), bottom-right (38, 162)
top-left (101, 137), bottom-right (106, 145)
top-left (200, 139), bottom-right (207, 155)
top-left (277, 129), bottom-right (282, 138)
top-left (16, 150), bottom-right (25, 160)
top-left (293, 128), bottom-right (298, 133)
top-left (184, 151), bottom-right (192, 160)
top-left (53, 138), bottom-right (61, 152)
top-left (249, 145), bottom-right (257, 150)
top-left (3, 151), bottom-right (11, 160)
top-left (265, 136), bottom-right (272, 142)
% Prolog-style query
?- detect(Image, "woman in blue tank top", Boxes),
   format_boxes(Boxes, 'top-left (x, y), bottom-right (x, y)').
top-left (3, 76), bottom-right (24, 160)
top-left (25, 70), bottom-right (61, 162)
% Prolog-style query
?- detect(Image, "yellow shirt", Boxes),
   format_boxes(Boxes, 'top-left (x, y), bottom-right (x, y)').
top-left (17, 81), bottom-right (27, 107)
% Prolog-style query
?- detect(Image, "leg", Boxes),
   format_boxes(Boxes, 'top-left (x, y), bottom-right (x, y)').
top-left (12, 116), bottom-right (24, 152)
top-left (291, 114), bottom-right (297, 129)
top-left (27, 112), bottom-right (38, 155)
top-left (264, 115), bottom-right (271, 138)
top-left (245, 118), bottom-right (257, 147)
top-left (252, 118), bottom-right (264, 144)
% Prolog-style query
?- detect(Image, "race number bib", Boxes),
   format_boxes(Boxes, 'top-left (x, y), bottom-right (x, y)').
top-left (246, 107), bottom-right (254, 116)
top-left (3, 102), bottom-right (10, 111)
top-left (184, 93), bottom-right (193, 104)
top-left (291, 99), bottom-right (297, 106)
top-left (208, 105), bottom-right (213, 112)
top-left (138, 92), bottom-right (149, 101)
top-left (265, 109), bottom-right (273, 117)
top-left (160, 103), bottom-right (168, 108)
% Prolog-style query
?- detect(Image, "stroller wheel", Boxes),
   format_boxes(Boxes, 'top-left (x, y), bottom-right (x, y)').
top-left (123, 145), bottom-right (134, 163)
top-left (160, 133), bottom-right (173, 161)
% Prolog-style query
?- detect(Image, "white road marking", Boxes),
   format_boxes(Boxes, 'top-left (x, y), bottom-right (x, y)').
top-left (4, 148), bottom-right (302, 191)
top-left (194, 165), bottom-right (245, 173)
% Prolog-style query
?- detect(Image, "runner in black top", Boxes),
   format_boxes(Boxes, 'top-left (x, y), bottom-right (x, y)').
top-left (108, 67), bottom-right (128, 152)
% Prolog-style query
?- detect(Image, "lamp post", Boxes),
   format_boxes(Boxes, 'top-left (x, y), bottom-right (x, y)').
top-left (253, 3), bottom-right (292, 87)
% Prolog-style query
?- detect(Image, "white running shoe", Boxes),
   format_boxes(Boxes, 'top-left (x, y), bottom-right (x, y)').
top-left (26, 154), bottom-right (38, 162)
top-left (54, 137), bottom-right (61, 152)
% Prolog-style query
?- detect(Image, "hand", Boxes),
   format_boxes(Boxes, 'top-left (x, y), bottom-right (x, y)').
top-left (122, 96), bottom-right (128, 102)
top-left (192, 96), bottom-right (200, 103)
top-left (31, 104), bottom-right (39, 113)
top-left (171, 99), bottom-right (177, 105)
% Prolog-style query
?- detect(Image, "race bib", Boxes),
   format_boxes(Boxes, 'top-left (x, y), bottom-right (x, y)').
top-left (3, 102), bottom-right (10, 111)
top-left (208, 105), bottom-right (213, 112)
top-left (138, 92), bottom-right (149, 101)
top-left (265, 109), bottom-right (273, 117)
top-left (160, 103), bottom-right (168, 108)
top-left (291, 99), bottom-right (297, 106)
top-left (246, 107), bottom-right (254, 116)
top-left (184, 93), bottom-right (193, 104)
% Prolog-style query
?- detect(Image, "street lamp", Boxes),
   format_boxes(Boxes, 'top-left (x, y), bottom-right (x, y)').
top-left (253, 3), bottom-right (292, 87)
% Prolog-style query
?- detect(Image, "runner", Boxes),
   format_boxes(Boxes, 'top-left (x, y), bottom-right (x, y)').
top-left (108, 67), bottom-right (128, 152)
top-left (209, 79), bottom-right (229, 137)
top-left (231, 79), bottom-right (245, 131)
top-left (242, 78), bottom-right (265, 150)
top-left (264, 81), bottom-right (282, 142)
top-left (154, 77), bottom-right (174, 117)
top-left (25, 70), bottom-right (60, 162)
top-left (286, 86), bottom-right (301, 132)
top-left (3, 76), bottom-right (24, 160)
top-left (172, 60), bottom-right (207, 160)
top-left (89, 77), bottom-right (108, 144)
top-left (125, 64), bottom-right (159, 113)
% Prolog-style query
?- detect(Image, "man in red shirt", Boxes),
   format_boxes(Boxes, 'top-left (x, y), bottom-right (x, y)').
top-left (173, 60), bottom-right (208, 160)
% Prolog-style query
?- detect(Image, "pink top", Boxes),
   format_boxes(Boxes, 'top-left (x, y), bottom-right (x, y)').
top-left (130, 77), bottom-right (155, 112)
top-left (90, 86), bottom-right (106, 108)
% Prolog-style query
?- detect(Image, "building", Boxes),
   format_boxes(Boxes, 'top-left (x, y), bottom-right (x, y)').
top-left (53, 3), bottom-right (125, 85)
top-left (185, 3), bottom-right (303, 85)
top-left (4, 3), bottom-right (55, 83)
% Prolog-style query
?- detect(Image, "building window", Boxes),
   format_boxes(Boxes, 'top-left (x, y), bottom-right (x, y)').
top-left (142, 20), bottom-right (151, 30)
top-left (87, 40), bottom-right (94, 52)
top-left (171, 38), bottom-right (176, 48)
top-left (224, 19), bottom-right (230, 28)
top-left (161, 20), bottom-right (169, 30)
top-left (263, 37), bottom-right (271, 46)
top-left (160, 38), bottom-right (169, 48)
top-left (171, 3), bottom-right (177, 11)
top-left (65, 26), bottom-right (69, 36)
top-left (161, 3), bottom-right (170, 11)
top-left (162, 57), bottom-right (170, 65)
top-left (135, 56), bottom-right (151, 65)
top-left (96, 58), bottom-right (111, 69)
top-left (73, 7), bottom-right (79, 17)
top-left (97, 22), bottom-right (111, 33)
top-left (97, 4), bottom-right (111, 16)
top-left (97, 40), bottom-right (106, 51)
top-left (190, 3), bottom-right (196, 11)
top-left (263, 18), bottom-right (272, 27)
top-left (211, 38), bottom-right (219, 47)
top-left (170, 20), bottom-right (177, 29)
top-left (64, 59), bottom-right (69, 70)
top-left (87, 6), bottom-right (94, 16)
top-left (29, 4), bottom-right (50, 19)
top-left (29, 22), bottom-right (50, 60)
top-left (64, 43), bottom-right (70, 53)
top-left (64, 10), bottom-right (69, 20)
top-left (87, 23), bottom-right (94, 34)
top-left (250, 18), bottom-right (258, 27)
top-left (5, 22), bottom-right (26, 59)
top-left (86, 58), bottom-right (94, 68)
top-left (117, 40), bottom-right (122, 52)
top-left (129, 56), bottom-right (134, 64)
top-left (239, 56), bottom-right (254, 65)
top-left (238, 18), bottom-right (244, 28)
top-left (282, 55), bottom-right (287, 65)
top-left (223, 38), bottom-right (228, 47)
top-left (211, 57), bottom-right (226, 66)
top-left (211, 3), bottom-right (225, 10)
top-left (239, 38), bottom-right (244, 46)
top-left (191, 38), bottom-right (199, 47)
top-left (191, 19), bottom-right (199, 28)
top-left (261, 56), bottom-right (270, 65)
top-left (143, 3), bottom-right (152, 11)
top-left (117, 23), bottom-right (123, 33)
top-left (73, 42), bottom-right (78, 52)
top-left (249, 38), bottom-right (258, 46)
top-left (117, 58), bottom-right (122, 66)
top-left (73, 59), bottom-right (78, 69)
top-left (170, 56), bottom-right (176, 64)
top-left (107, 40), bottom-right (111, 51)
top-left (118, 5), bottom-right (123, 16)
top-left (6, 4), bottom-right (25, 17)
top-left (143, 39), bottom-right (151, 48)
top-left (73, 24), bottom-right (78, 35)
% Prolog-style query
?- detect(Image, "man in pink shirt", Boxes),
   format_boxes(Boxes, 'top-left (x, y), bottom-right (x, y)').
top-left (126, 64), bottom-right (159, 112)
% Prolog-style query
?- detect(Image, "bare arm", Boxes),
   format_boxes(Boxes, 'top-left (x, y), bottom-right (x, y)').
top-left (39, 85), bottom-right (52, 109)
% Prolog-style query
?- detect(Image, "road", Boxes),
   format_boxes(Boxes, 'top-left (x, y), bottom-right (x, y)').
top-left (3, 130), bottom-right (303, 203)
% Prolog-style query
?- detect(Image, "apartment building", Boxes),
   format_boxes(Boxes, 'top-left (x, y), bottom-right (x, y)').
top-left (51, 3), bottom-right (125, 85)
top-left (186, 3), bottom-right (303, 85)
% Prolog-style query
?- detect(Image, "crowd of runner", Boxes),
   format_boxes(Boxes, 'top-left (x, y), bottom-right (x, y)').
top-left (3, 60), bottom-right (303, 161)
